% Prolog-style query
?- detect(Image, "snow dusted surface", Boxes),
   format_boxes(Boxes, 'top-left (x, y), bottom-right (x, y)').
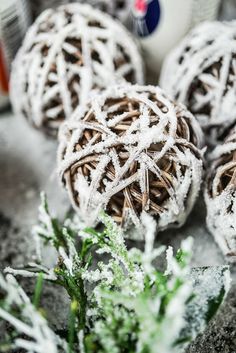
top-left (0, 109), bottom-right (235, 352)
top-left (0, 111), bottom-right (70, 267)
top-left (0, 111), bottom-right (70, 331)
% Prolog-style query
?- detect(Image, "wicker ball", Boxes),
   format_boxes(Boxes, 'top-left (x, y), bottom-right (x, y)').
top-left (205, 128), bottom-right (236, 261)
top-left (10, 4), bottom-right (144, 137)
top-left (160, 21), bottom-right (236, 146)
top-left (58, 84), bottom-right (204, 232)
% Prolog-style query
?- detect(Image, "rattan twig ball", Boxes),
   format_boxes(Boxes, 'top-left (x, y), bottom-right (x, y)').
top-left (205, 128), bottom-right (236, 261)
top-left (58, 84), bottom-right (204, 232)
top-left (160, 21), bottom-right (236, 146)
top-left (10, 3), bottom-right (144, 137)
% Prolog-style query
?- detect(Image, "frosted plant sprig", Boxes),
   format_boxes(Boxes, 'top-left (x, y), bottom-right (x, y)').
top-left (82, 212), bottom-right (145, 300)
top-left (0, 274), bottom-right (67, 353)
top-left (1, 195), bottom-right (230, 353)
top-left (91, 238), bottom-right (194, 353)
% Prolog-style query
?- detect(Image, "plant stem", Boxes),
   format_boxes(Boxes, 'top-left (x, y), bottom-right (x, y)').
top-left (33, 272), bottom-right (44, 309)
top-left (68, 300), bottom-right (78, 353)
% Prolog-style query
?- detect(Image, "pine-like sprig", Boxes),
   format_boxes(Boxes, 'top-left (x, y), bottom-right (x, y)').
top-left (0, 194), bottom-right (230, 353)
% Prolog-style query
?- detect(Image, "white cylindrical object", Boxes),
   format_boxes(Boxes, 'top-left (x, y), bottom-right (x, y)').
top-left (129, 0), bottom-right (221, 79)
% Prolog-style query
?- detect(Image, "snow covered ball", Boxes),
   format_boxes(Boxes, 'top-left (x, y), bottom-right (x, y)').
top-left (160, 21), bottom-right (236, 146)
top-left (205, 128), bottom-right (236, 262)
top-left (57, 84), bottom-right (204, 232)
top-left (10, 3), bottom-right (144, 137)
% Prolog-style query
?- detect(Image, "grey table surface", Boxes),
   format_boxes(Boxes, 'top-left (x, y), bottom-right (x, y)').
top-left (1, 1), bottom-right (236, 350)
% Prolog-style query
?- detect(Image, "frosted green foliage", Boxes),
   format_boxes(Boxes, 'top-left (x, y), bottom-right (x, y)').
top-left (0, 194), bottom-right (230, 353)
top-left (0, 274), bottom-right (67, 353)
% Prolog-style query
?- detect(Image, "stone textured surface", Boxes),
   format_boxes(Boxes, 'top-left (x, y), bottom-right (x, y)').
top-left (187, 282), bottom-right (236, 353)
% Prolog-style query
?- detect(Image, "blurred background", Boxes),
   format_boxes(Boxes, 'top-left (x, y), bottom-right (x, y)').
top-left (1, 0), bottom-right (236, 112)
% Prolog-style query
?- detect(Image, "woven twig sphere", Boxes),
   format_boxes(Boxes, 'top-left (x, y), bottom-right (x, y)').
top-left (10, 4), bottom-right (144, 136)
top-left (58, 84), bottom-right (204, 232)
top-left (160, 21), bottom-right (236, 146)
top-left (205, 128), bottom-right (236, 261)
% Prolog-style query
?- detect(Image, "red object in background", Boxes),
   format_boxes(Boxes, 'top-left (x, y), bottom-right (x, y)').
top-left (0, 44), bottom-right (9, 94)
top-left (135, 0), bottom-right (147, 14)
